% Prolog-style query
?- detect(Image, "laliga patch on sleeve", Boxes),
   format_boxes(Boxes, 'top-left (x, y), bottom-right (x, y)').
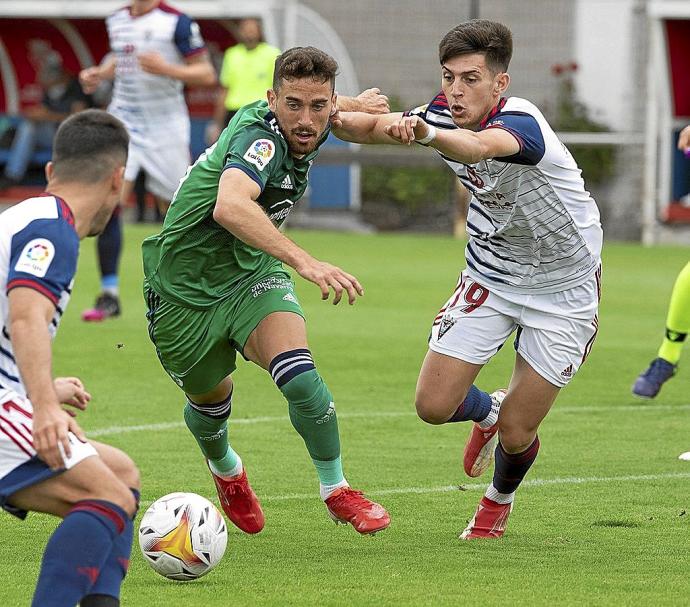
top-left (14, 238), bottom-right (56, 278)
top-left (243, 139), bottom-right (275, 172)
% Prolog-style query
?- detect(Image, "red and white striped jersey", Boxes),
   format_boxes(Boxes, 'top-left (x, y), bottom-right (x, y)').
top-left (106, 2), bottom-right (206, 147)
top-left (408, 94), bottom-right (603, 294)
top-left (0, 195), bottom-right (78, 398)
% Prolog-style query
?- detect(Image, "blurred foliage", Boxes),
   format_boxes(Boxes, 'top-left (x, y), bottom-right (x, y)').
top-left (361, 95), bottom-right (454, 208)
top-left (362, 165), bottom-right (454, 209)
top-left (551, 63), bottom-right (617, 185)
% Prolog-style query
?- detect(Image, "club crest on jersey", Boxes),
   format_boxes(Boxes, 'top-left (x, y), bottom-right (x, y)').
top-left (244, 139), bottom-right (275, 171)
top-left (437, 315), bottom-right (456, 340)
top-left (15, 238), bottom-right (55, 278)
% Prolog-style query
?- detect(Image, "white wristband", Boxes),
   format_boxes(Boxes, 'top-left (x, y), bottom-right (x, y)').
top-left (416, 124), bottom-right (437, 146)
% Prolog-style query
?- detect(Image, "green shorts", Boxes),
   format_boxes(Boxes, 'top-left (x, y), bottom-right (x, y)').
top-left (144, 272), bottom-right (304, 394)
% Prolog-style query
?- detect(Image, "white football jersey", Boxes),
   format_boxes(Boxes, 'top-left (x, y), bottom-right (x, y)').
top-left (409, 94), bottom-right (603, 294)
top-left (0, 196), bottom-right (77, 397)
top-left (106, 2), bottom-right (206, 147)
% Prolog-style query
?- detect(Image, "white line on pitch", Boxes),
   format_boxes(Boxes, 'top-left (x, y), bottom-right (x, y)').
top-left (137, 471), bottom-right (690, 508)
top-left (88, 402), bottom-right (690, 438)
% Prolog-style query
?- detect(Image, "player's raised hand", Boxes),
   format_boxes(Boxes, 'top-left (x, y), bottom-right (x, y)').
top-left (295, 257), bottom-right (364, 305)
top-left (33, 403), bottom-right (86, 470)
top-left (355, 88), bottom-right (390, 114)
top-left (79, 66), bottom-right (102, 94)
top-left (384, 115), bottom-right (430, 145)
top-left (678, 125), bottom-right (690, 155)
top-left (54, 376), bottom-right (91, 412)
top-left (138, 51), bottom-right (171, 76)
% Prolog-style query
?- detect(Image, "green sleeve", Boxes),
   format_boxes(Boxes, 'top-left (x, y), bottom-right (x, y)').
top-left (222, 126), bottom-right (284, 191)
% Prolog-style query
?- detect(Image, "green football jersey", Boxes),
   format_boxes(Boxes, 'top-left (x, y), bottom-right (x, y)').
top-left (142, 100), bottom-right (328, 309)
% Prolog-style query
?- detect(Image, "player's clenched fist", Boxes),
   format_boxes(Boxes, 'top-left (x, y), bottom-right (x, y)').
top-left (384, 115), bottom-right (431, 145)
top-left (79, 66), bottom-right (102, 94)
top-left (33, 403), bottom-right (86, 470)
top-left (295, 257), bottom-right (364, 305)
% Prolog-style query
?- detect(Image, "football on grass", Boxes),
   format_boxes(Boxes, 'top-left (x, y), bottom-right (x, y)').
top-left (138, 492), bottom-right (227, 581)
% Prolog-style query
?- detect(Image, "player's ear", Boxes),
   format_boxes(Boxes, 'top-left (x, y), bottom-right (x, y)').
top-left (267, 88), bottom-right (277, 112)
top-left (496, 72), bottom-right (510, 94)
top-left (45, 161), bottom-right (54, 182)
top-left (111, 165), bottom-right (125, 197)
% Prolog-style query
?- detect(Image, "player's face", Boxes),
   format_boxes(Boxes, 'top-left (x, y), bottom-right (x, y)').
top-left (440, 53), bottom-right (510, 130)
top-left (268, 78), bottom-right (335, 157)
top-left (238, 19), bottom-right (262, 46)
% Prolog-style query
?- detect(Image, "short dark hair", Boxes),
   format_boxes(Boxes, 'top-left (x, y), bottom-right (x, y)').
top-left (272, 46), bottom-right (338, 91)
top-left (52, 109), bottom-right (129, 183)
top-left (439, 20), bottom-right (513, 73)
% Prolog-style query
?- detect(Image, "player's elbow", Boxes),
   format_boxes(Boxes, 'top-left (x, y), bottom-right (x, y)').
top-left (212, 198), bottom-right (242, 229)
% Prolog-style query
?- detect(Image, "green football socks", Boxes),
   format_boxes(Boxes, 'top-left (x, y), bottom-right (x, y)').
top-left (269, 350), bottom-right (346, 496)
top-left (184, 400), bottom-right (241, 478)
top-left (658, 262), bottom-right (690, 365)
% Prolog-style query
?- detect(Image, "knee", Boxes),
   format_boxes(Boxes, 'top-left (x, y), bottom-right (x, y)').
top-left (497, 419), bottom-right (537, 453)
top-left (119, 455), bottom-right (141, 493)
top-left (414, 392), bottom-right (452, 425)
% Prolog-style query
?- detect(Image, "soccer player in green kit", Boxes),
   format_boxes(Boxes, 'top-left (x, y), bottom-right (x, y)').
top-left (142, 47), bottom-right (390, 535)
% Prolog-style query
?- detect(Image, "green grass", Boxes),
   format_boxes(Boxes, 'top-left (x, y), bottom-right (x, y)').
top-left (1, 225), bottom-right (689, 606)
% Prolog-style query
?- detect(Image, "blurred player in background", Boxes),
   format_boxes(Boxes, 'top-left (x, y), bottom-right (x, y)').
top-left (205, 16), bottom-right (388, 145)
top-left (333, 20), bottom-right (603, 539)
top-left (633, 126), bottom-right (690, 399)
top-left (79, 0), bottom-right (216, 322)
top-left (205, 18), bottom-right (281, 144)
top-left (0, 110), bottom-right (139, 607)
top-left (143, 47), bottom-right (390, 537)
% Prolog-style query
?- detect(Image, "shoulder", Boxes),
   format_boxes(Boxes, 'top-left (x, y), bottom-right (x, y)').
top-left (483, 98), bottom-right (548, 166)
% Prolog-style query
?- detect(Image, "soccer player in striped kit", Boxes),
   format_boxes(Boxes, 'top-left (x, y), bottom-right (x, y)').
top-left (0, 110), bottom-right (140, 606)
top-left (79, 0), bottom-right (217, 321)
top-left (333, 20), bottom-right (603, 539)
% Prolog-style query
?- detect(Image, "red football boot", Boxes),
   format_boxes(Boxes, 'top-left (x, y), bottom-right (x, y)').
top-left (459, 496), bottom-right (513, 540)
top-left (462, 389), bottom-right (507, 478)
top-left (325, 488), bottom-right (390, 535)
top-left (208, 466), bottom-right (265, 534)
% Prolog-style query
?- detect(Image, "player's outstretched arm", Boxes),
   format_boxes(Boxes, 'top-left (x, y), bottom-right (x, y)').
top-left (138, 51), bottom-right (217, 87)
top-left (383, 114), bottom-right (520, 163)
top-left (331, 111), bottom-right (407, 145)
top-left (338, 88), bottom-right (390, 114)
top-left (679, 125), bottom-right (690, 154)
top-left (8, 288), bottom-right (86, 470)
top-left (214, 169), bottom-right (364, 305)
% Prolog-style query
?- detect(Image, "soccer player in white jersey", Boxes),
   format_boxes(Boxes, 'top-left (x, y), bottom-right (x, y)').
top-left (79, 0), bottom-right (216, 322)
top-left (0, 110), bottom-right (140, 607)
top-left (332, 20), bottom-right (603, 539)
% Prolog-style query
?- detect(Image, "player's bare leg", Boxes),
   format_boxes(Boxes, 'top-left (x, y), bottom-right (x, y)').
top-left (461, 354), bottom-right (559, 539)
top-left (9, 444), bottom-right (139, 606)
top-left (244, 311), bottom-right (390, 535)
top-left (416, 350), bottom-right (504, 477)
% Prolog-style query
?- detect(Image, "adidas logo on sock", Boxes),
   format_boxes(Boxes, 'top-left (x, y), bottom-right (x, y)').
top-left (561, 364), bottom-right (573, 378)
top-left (280, 175), bottom-right (293, 189)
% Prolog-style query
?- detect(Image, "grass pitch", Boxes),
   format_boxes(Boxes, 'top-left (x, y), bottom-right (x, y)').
top-left (1, 225), bottom-right (689, 606)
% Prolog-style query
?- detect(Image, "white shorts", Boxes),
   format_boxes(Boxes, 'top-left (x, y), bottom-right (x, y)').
top-left (124, 140), bottom-right (191, 201)
top-left (429, 268), bottom-right (601, 387)
top-left (0, 389), bottom-right (97, 516)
